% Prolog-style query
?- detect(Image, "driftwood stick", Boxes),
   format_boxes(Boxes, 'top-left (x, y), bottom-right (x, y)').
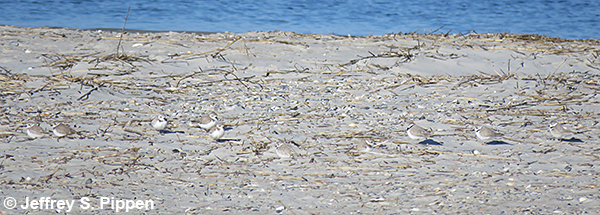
top-left (116, 7), bottom-right (131, 56)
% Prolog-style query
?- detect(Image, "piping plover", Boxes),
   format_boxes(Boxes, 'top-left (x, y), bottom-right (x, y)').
top-left (549, 123), bottom-right (574, 140)
top-left (208, 123), bottom-right (224, 140)
top-left (193, 112), bottom-right (218, 130)
top-left (353, 139), bottom-right (373, 152)
top-left (53, 123), bottom-right (75, 137)
top-left (151, 115), bottom-right (168, 130)
top-left (276, 142), bottom-right (299, 158)
top-left (26, 125), bottom-right (46, 139)
top-left (406, 123), bottom-right (433, 140)
top-left (475, 125), bottom-right (503, 142)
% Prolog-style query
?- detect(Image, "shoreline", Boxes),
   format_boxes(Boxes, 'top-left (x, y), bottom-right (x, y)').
top-left (3, 24), bottom-right (600, 42)
top-left (1, 25), bottom-right (599, 214)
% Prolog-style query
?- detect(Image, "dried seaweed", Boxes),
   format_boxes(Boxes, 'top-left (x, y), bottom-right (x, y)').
top-left (339, 50), bottom-right (413, 67)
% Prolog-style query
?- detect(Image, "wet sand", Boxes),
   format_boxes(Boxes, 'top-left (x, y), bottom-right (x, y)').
top-left (1, 25), bottom-right (600, 214)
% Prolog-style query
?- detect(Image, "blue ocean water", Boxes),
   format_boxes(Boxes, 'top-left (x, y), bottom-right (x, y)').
top-left (1, 0), bottom-right (598, 39)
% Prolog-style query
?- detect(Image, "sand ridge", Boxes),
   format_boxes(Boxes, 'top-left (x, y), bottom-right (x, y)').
top-left (1, 25), bottom-right (600, 214)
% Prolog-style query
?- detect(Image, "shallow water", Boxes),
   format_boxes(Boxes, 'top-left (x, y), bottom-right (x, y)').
top-left (1, 0), bottom-right (598, 39)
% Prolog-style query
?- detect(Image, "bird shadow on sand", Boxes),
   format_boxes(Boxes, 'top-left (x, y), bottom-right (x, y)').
top-left (418, 139), bottom-right (443, 145)
top-left (484, 140), bottom-right (511, 145)
top-left (216, 138), bottom-right (242, 142)
top-left (159, 130), bottom-right (185, 134)
top-left (559, 137), bottom-right (584, 143)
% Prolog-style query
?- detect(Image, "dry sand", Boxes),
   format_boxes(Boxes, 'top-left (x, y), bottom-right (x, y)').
top-left (1, 25), bottom-right (600, 214)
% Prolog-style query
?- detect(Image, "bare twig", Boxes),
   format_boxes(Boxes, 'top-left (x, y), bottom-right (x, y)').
top-left (173, 37), bottom-right (242, 60)
top-left (546, 58), bottom-right (568, 80)
top-left (77, 83), bottom-right (104, 101)
top-left (278, 200), bottom-right (297, 215)
top-left (116, 7), bottom-right (131, 56)
top-left (43, 167), bottom-right (61, 183)
top-left (96, 147), bottom-right (141, 160)
top-left (176, 66), bottom-right (204, 88)
top-left (339, 50), bottom-right (413, 67)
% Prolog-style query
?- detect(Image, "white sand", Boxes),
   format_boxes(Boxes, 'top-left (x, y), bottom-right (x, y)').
top-left (1, 25), bottom-right (599, 214)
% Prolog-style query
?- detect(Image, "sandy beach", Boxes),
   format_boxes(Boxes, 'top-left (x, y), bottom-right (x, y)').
top-left (1, 25), bottom-right (600, 214)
